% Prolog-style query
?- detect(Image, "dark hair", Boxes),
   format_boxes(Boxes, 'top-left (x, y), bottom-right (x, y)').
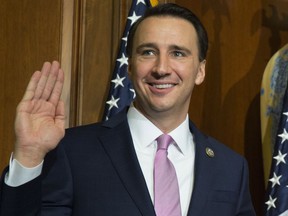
top-left (126, 3), bottom-right (208, 62)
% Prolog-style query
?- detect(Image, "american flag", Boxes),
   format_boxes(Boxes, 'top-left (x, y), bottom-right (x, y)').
top-left (102, 0), bottom-right (158, 120)
top-left (265, 84), bottom-right (288, 215)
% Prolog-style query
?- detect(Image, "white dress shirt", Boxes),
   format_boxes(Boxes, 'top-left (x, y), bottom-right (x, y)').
top-left (6, 106), bottom-right (195, 215)
top-left (127, 106), bottom-right (195, 216)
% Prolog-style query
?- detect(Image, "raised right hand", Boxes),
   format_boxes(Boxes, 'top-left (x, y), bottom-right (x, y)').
top-left (13, 61), bottom-right (65, 167)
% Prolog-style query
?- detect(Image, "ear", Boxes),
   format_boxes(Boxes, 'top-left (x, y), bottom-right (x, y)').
top-left (195, 60), bottom-right (206, 85)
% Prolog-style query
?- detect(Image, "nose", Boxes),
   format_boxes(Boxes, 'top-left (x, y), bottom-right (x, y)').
top-left (153, 54), bottom-right (170, 77)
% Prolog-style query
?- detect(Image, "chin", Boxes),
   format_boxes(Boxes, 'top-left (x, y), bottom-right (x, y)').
top-left (150, 104), bottom-right (174, 113)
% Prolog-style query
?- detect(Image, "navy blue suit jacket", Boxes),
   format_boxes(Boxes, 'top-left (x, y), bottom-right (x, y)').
top-left (0, 110), bottom-right (255, 215)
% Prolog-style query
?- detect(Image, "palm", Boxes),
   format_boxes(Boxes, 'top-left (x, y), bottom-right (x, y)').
top-left (14, 61), bottom-right (65, 166)
top-left (15, 98), bottom-right (64, 153)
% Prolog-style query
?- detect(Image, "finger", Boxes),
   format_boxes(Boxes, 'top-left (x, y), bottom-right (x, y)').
top-left (48, 68), bottom-right (64, 106)
top-left (33, 62), bottom-right (53, 99)
top-left (55, 100), bottom-right (66, 132)
top-left (22, 70), bottom-right (42, 101)
top-left (40, 61), bottom-right (61, 101)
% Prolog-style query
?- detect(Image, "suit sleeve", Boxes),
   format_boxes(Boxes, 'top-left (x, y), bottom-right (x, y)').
top-left (236, 159), bottom-right (256, 216)
top-left (0, 169), bottom-right (42, 216)
top-left (0, 144), bottom-right (73, 216)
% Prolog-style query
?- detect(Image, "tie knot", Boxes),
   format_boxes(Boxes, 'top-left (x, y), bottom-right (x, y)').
top-left (156, 134), bottom-right (173, 150)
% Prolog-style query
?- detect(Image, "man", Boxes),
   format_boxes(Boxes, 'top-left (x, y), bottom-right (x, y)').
top-left (0, 3), bottom-right (255, 216)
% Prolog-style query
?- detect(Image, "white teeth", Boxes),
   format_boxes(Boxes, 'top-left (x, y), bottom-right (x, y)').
top-left (153, 84), bottom-right (174, 89)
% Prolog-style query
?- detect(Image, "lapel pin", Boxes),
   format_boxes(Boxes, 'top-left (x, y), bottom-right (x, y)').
top-left (206, 147), bottom-right (215, 158)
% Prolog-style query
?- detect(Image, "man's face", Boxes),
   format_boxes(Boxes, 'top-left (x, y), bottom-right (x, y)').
top-left (129, 16), bottom-right (206, 121)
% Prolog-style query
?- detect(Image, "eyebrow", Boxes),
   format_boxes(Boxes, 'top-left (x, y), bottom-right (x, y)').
top-left (170, 45), bottom-right (192, 55)
top-left (135, 43), bottom-right (157, 53)
top-left (135, 43), bottom-right (192, 55)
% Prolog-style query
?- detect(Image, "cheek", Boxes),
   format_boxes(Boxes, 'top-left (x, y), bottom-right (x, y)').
top-left (130, 61), bottom-right (153, 80)
top-left (129, 65), bottom-right (145, 92)
top-left (172, 63), bottom-right (194, 81)
top-left (178, 61), bottom-right (200, 78)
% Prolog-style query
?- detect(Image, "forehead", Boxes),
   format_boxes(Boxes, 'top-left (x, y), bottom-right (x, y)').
top-left (133, 16), bottom-right (198, 49)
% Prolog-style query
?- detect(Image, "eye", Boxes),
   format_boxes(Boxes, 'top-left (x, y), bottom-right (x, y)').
top-left (172, 50), bottom-right (186, 57)
top-left (141, 49), bottom-right (155, 56)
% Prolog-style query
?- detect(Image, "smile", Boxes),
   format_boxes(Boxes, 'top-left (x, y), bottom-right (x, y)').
top-left (152, 83), bottom-right (175, 89)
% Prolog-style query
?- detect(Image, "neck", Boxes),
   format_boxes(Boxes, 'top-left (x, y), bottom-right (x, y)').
top-left (133, 104), bottom-right (188, 133)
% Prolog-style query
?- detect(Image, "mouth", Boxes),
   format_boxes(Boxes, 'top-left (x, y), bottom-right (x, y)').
top-left (146, 82), bottom-right (177, 95)
top-left (151, 83), bottom-right (175, 89)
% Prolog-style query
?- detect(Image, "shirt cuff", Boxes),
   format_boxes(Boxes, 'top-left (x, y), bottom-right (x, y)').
top-left (5, 153), bottom-right (43, 187)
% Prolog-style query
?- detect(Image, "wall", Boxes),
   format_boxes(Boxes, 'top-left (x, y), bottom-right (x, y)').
top-left (0, 0), bottom-right (62, 172)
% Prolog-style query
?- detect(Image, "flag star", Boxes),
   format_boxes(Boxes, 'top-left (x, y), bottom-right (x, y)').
top-left (128, 12), bottom-right (142, 25)
top-left (111, 74), bottom-right (125, 88)
top-left (106, 96), bottom-right (120, 110)
top-left (136, 0), bottom-right (146, 5)
top-left (278, 128), bottom-right (288, 144)
top-left (284, 112), bottom-right (288, 121)
top-left (117, 53), bottom-right (128, 68)
top-left (273, 150), bottom-right (287, 165)
top-left (269, 172), bottom-right (282, 187)
top-left (122, 36), bottom-right (127, 47)
top-left (265, 195), bottom-right (277, 210)
top-left (130, 88), bottom-right (136, 99)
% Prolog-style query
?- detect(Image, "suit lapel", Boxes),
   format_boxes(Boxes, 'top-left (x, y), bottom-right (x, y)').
top-left (187, 122), bottom-right (218, 216)
top-left (99, 113), bottom-right (156, 216)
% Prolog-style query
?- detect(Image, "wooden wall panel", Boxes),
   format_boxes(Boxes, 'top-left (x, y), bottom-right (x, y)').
top-left (175, 0), bottom-right (288, 214)
top-left (0, 1), bottom-right (62, 171)
top-left (71, 0), bottom-right (123, 125)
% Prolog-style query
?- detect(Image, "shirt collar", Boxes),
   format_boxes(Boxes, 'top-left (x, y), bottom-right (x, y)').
top-left (127, 105), bottom-right (192, 155)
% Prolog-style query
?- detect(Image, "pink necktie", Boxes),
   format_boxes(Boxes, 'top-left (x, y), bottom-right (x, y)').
top-left (154, 134), bottom-right (182, 216)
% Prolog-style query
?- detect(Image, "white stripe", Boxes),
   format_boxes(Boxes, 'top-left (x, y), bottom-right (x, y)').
top-left (279, 210), bottom-right (288, 216)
